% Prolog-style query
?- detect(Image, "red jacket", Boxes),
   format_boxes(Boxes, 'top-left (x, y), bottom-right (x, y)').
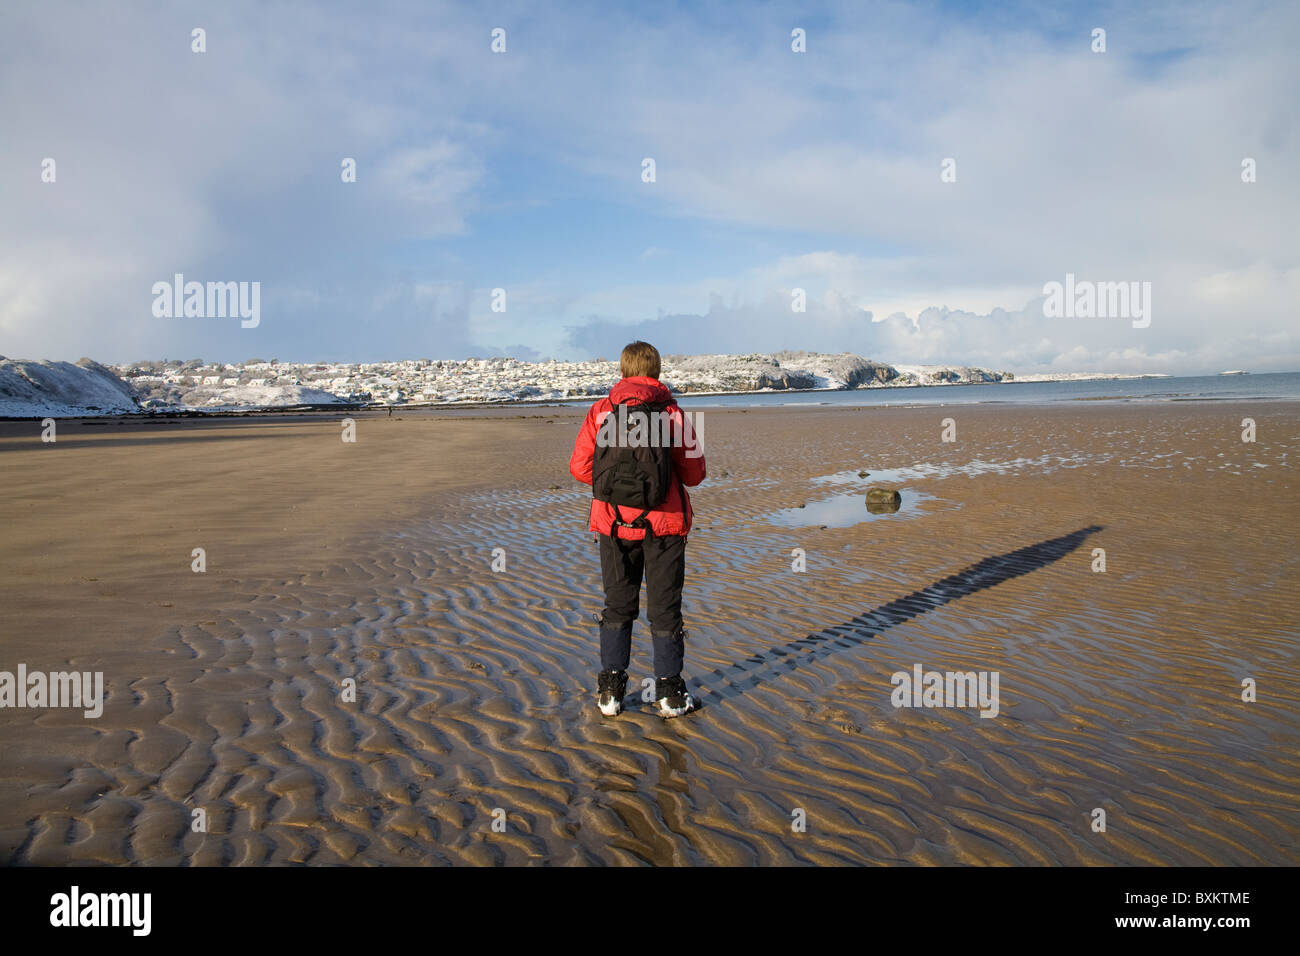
top-left (569, 377), bottom-right (706, 539)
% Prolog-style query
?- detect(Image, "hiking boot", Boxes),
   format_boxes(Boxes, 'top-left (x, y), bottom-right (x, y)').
top-left (597, 669), bottom-right (628, 717)
top-left (654, 674), bottom-right (695, 718)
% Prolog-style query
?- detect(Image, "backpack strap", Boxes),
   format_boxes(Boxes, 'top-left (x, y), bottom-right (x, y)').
top-left (611, 507), bottom-right (653, 538)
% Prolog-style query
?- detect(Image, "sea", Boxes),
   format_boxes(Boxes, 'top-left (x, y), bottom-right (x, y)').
top-left (670, 372), bottom-right (1300, 409)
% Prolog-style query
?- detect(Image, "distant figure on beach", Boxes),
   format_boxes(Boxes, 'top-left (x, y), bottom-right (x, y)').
top-left (569, 341), bottom-right (706, 717)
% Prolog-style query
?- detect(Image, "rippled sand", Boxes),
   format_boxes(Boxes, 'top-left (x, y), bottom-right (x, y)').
top-left (1, 402), bottom-right (1297, 865)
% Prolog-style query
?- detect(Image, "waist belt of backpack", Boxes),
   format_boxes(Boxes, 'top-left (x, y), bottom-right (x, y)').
top-left (612, 508), bottom-right (653, 537)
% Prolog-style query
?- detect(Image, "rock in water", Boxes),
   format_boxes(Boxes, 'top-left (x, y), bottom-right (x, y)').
top-left (865, 488), bottom-right (901, 514)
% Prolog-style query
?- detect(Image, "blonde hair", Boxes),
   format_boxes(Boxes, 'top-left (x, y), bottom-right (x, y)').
top-left (620, 341), bottom-right (661, 379)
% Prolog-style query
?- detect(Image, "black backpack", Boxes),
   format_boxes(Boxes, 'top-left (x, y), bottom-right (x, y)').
top-left (592, 399), bottom-right (676, 529)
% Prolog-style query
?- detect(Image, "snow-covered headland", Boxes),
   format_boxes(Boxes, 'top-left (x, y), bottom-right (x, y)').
top-left (0, 357), bottom-right (140, 417)
top-left (0, 352), bottom-right (1163, 417)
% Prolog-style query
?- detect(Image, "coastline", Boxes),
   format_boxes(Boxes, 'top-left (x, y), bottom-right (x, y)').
top-left (4, 370), bottom-right (1279, 421)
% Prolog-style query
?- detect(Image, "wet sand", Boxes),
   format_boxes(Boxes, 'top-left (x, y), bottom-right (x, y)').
top-left (1, 401), bottom-right (1297, 865)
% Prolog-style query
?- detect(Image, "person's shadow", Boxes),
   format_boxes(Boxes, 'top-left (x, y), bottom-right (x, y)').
top-left (695, 525), bottom-right (1104, 708)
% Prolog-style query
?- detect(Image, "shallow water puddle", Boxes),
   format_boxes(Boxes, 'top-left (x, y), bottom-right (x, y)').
top-left (768, 488), bottom-right (939, 528)
top-left (813, 453), bottom-right (1108, 486)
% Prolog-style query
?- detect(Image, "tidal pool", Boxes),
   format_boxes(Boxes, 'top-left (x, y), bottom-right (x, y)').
top-left (768, 488), bottom-right (939, 528)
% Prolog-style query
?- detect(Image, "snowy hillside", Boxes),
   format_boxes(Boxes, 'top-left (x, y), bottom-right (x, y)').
top-left (133, 380), bottom-right (346, 410)
top-left (0, 357), bottom-right (140, 417)
top-left (1, 351), bottom-right (1153, 416)
top-left (113, 352), bottom-right (1017, 407)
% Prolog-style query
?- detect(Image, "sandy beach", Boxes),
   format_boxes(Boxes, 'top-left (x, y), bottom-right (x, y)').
top-left (1, 401), bottom-right (1297, 865)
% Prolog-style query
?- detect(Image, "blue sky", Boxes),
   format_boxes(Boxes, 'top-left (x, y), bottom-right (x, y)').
top-left (2, 0), bottom-right (1297, 374)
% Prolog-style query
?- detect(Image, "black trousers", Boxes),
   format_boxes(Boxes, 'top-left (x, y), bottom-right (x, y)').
top-left (597, 532), bottom-right (687, 677)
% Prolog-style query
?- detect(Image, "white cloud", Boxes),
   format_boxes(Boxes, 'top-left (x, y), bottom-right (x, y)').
top-left (1, 0), bottom-right (1295, 371)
